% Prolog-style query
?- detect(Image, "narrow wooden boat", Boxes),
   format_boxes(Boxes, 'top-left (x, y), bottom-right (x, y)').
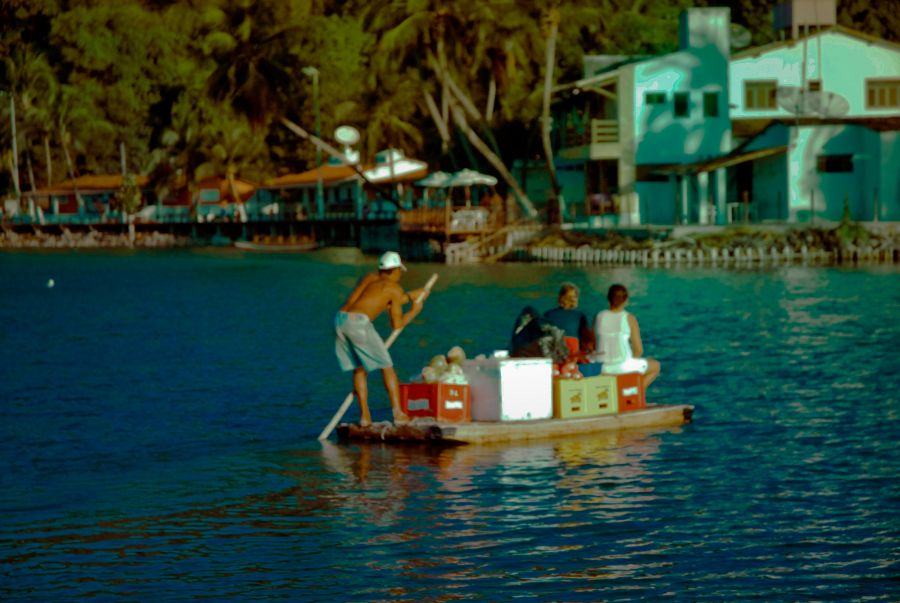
top-left (234, 237), bottom-right (319, 252)
top-left (336, 403), bottom-right (693, 445)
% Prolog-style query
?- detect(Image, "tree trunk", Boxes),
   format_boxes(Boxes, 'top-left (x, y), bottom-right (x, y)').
top-left (8, 95), bottom-right (21, 199)
top-left (120, 141), bottom-right (134, 244)
top-left (449, 102), bottom-right (536, 217)
top-left (226, 168), bottom-right (247, 223)
top-left (541, 9), bottom-right (564, 223)
top-left (486, 76), bottom-right (496, 123)
top-left (427, 56), bottom-right (537, 217)
top-left (280, 118), bottom-right (383, 192)
top-left (26, 153), bottom-right (38, 221)
top-left (43, 136), bottom-right (52, 186)
top-left (423, 90), bottom-right (451, 150)
top-left (60, 131), bottom-right (85, 210)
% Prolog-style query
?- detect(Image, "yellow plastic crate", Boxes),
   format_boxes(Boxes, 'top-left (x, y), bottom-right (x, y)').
top-left (553, 378), bottom-right (587, 419)
top-left (583, 375), bottom-right (618, 416)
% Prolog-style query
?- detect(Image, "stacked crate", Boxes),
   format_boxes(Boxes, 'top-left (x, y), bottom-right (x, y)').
top-left (553, 373), bottom-right (645, 418)
top-left (399, 383), bottom-right (472, 422)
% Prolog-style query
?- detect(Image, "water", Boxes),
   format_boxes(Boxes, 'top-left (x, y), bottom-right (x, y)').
top-left (1, 249), bottom-right (898, 601)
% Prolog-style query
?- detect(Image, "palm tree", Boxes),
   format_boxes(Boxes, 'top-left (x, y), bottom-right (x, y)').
top-left (201, 0), bottom-right (379, 194)
top-left (197, 108), bottom-right (268, 219)
top-left (536, 0), bottom-right (604, 223)
top-left (1, 49), bottom-right (57, 207)
top-left (541, 5), bottom-right (563, 223)
top-left (53, 86), bottom-right (114, 211)
top-left (364, 0), bottom-right (539, 216)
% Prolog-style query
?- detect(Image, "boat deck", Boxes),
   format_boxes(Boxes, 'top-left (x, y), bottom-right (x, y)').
top-left (336, 404), bottom-right (694, 445)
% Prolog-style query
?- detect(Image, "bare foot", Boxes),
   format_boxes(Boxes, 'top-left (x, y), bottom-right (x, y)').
top-left (359, 419), bottom-right (372, 428)
top-left (393, 411), bottom-right (411, 424)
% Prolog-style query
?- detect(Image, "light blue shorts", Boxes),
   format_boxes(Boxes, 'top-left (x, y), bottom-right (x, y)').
top-left (334, 311), bottom-right (393, 372)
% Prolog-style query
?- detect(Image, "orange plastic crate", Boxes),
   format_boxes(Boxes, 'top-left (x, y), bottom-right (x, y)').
top-left (614, 373), bottom-right (645, 412)
top-left (400, 383), bottom-right (471, 422)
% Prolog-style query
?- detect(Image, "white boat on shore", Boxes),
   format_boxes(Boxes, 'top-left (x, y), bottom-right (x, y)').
top-left (234, 236), bottom-right (319, 252)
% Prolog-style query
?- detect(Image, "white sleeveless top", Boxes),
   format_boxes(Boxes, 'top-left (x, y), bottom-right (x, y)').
top-left (593, 309), bottom-right (648, 374)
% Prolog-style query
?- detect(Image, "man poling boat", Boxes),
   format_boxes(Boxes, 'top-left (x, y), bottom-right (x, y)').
top-left (320, 252), bottom-right (437, 440)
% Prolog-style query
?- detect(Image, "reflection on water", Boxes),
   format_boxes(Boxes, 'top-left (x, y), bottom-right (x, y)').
top-left (308, 429), bottom-right (682, 597)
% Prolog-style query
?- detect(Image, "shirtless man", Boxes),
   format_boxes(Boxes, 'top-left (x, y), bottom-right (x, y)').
top-left (334, 251), bottom-right (429, 426)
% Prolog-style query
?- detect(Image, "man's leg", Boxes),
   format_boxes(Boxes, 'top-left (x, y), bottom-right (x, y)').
top-left (353, 367), bottom-right (372, 426)
top-left (381, 367), bottom-right (410, 423)
top-left (642, 359), bottom-right (660, 396)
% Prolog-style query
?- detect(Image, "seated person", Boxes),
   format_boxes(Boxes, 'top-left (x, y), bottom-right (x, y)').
top-left (543, 283), bottom-right (595, 363)
top-left (593, 284), bottom-right (660, 396)
top-left (510, 306), bottom-right (568, 365)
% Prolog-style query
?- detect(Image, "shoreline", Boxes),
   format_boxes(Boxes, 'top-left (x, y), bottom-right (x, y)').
top-left (2, 222), bottom-right (898, 265)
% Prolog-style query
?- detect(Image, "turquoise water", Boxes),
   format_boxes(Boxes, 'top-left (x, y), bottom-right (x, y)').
top-left (1, 249), bottom-right (898, 601)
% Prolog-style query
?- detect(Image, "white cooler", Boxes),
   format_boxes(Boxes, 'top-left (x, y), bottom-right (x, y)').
top-left (461, 357), bottom-right (553, 421)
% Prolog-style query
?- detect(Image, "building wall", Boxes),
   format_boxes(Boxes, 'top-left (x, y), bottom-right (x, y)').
top-left (730, 30), bottom-right (900, 120)
top-left (787, 124), bottom-right (881, 221)
top-left (879, 132), bottom-right (900, 220)
top-left (632, 50), bottom-right (731, 165)
top-left (632, 8), bottom-right (732, 166)
top-left (636, 181), bottom-right (677, 224)
top-left (753, 152), bottom-right (789, 221)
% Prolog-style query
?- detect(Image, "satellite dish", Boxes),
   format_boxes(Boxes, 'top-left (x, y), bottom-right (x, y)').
top-left (818, 91), bottom-right (850, 117)
top-left (777, 86), bottom-right (821, 116)
top-left (730, 23), bottom-right (752, 49)
top-left (334, 125), bottom-right (360, 146)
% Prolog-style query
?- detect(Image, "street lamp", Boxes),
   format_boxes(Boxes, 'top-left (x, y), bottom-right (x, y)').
top-left (302, 66), bottom-right (324, 219)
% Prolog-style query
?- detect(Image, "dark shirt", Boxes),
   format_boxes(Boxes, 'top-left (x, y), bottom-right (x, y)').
top-left (543, 307), bottom-right (590, 343)
top-left (510, 306), bottom-right (568, 363)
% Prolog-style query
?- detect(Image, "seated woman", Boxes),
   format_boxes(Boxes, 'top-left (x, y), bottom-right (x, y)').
top-left (593, 284), bottom-right (660, 396)
top-left (543, 283), bottom-right (595, 363)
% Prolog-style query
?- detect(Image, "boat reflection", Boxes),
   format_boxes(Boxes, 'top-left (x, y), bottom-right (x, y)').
top-left (318, 426), bottom-right (682, 522)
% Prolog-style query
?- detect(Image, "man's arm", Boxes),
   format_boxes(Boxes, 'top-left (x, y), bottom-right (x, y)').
top-left (388, 285), bottom-right (428, 330)
top-left (628, 314), bottom-right (644, 358)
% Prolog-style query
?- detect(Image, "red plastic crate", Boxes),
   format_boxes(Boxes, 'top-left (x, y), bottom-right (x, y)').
top-left (400, 383), bottom-right (471, 423)
top-left (615, 373), bottom-right (646, 412)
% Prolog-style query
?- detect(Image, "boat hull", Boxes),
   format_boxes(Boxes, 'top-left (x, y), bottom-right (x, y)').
top-left (336, 403), bottom-right (693, 445)
top-left (234, 240), bottom-right (319, 252)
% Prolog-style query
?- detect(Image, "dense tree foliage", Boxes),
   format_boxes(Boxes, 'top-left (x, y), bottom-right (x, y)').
top-left (1, 0), bottom-right (897, 200)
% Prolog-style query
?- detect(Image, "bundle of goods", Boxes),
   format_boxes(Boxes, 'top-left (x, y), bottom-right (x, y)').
top-left (417, 345), bottom-right (469, 385)
top-left (553, 360), bottom-right (583, 379)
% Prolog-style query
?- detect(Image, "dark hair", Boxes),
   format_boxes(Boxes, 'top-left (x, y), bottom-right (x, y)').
top-left (607, 284), bottom-right (628, 306)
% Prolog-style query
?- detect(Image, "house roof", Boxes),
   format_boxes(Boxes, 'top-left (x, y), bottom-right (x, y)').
top-left (640, 144), bottom-right (788, 177)
top-left (731, 25), bottom-right (900, 60)
top-left (194, 176), bottom-right (256, 203)
top-left (260, 160), bottom-right (429, 190)
top-left (37, 174), bottom-right (150, 195)
top-left (261, 165), bottom-right (360, 189)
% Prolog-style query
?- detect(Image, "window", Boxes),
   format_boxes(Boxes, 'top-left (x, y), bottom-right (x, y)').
top-left (744, 80), bottom-right (777, 110)
top-left (866, 79), bottom-right (900, 109)
top-left (674, 92), bottom-right (689, 117)
top-left (645, 92), bottom-right (666, 105)
top-left (817, 154), bottom-right (853, 173)
top-left (703, 92), bottom-right (719, 117)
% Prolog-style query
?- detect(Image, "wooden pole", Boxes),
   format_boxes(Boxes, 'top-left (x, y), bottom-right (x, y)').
top-left (318, 273), bottom-right (439, 441)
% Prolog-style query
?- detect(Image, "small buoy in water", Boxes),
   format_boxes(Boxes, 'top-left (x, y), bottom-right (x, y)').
top-left (47, 279), bottom-right (55, 288)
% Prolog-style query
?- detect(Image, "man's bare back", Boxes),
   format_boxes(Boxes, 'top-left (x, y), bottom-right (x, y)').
top-left (341, 273), bottom-right (405, 327)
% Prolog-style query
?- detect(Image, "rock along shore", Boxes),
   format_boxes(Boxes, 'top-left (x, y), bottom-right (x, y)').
top-left (0, 227), bottom-right (192, 249)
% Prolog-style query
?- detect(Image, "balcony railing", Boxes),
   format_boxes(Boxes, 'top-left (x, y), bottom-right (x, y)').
top-left (563, 118), bottom-right (619, 147)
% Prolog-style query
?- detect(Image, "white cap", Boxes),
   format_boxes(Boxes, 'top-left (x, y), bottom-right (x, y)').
top-left (378, 251), bottom-right (406, 271)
